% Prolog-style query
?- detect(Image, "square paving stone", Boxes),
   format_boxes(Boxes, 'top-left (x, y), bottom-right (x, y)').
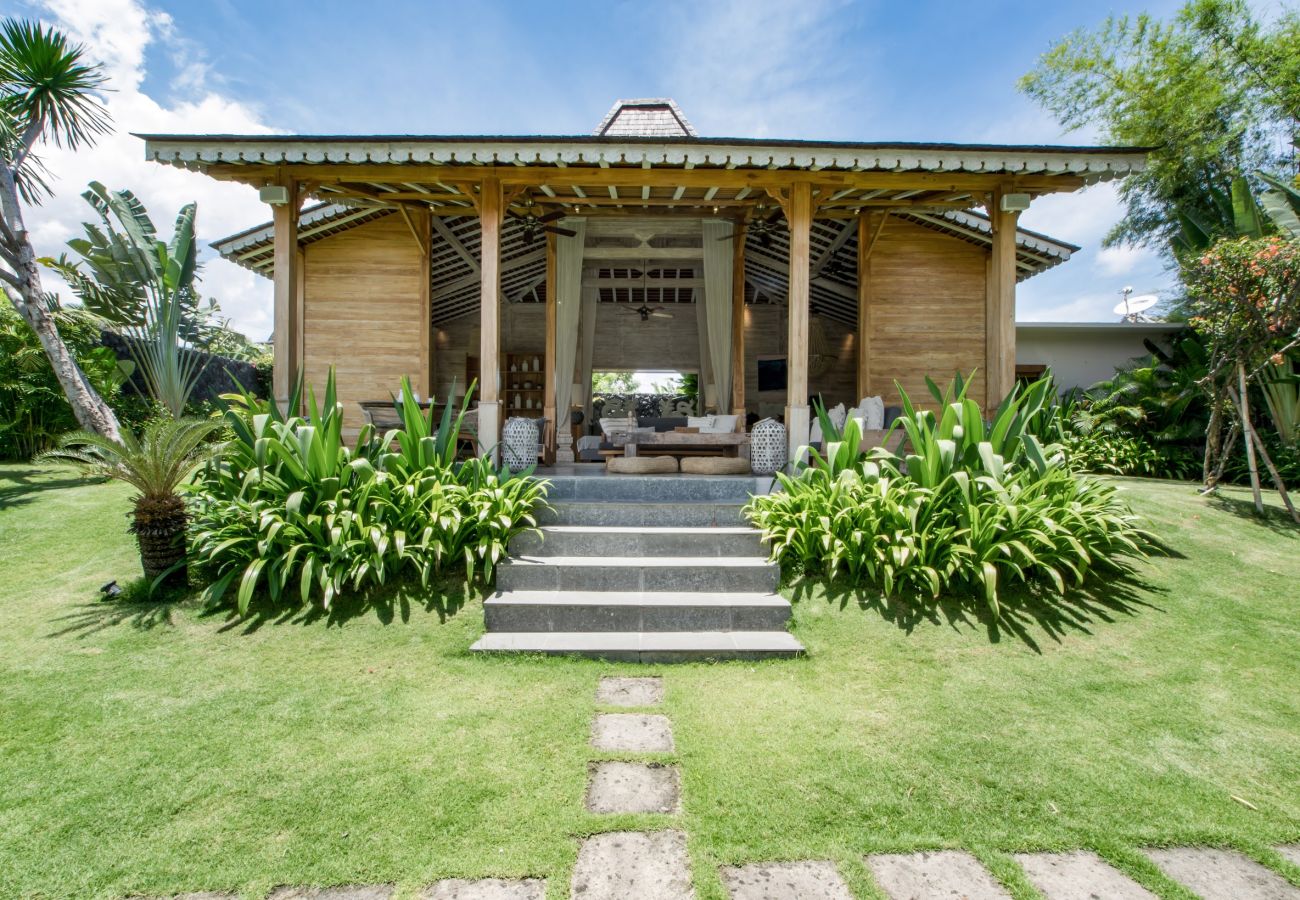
top-left (591, 713), bottom-right (675, 752)
top-left (586, 761), bottom-right (681, 814)
top-left (866, 851), bottom-right (1010, 899)
top-left (1143, 848), bottom-right (1300, 900)
top-left (1014, 851), bottom-right (1157, 899)
top-left (268, 888), bottom-right (394, 900)
top-left (720, 860), bottom-right (853, 899)
top-left (572, 830), bottom-right (694, 900)
top-left (597, 676), bottom-right (664, 707)
top-left (1279, 846), bottom-right (1300, 868)
top-left (419, 878), bottom-right (546, 899)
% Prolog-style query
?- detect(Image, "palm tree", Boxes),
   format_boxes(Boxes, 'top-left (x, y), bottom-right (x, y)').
top-left (42, 419), bottom-right (221, 585)
top-left (0, 19), bottom-right (121, 440)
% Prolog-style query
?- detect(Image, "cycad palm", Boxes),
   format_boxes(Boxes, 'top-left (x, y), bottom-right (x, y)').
top-left (42, 418), bottom-right (221, 583)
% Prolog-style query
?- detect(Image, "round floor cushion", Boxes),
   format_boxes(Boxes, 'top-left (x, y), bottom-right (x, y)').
top-left (680, 456), bottom-right (752, 475)
top-left (606, 455), bottom-right (679, 474)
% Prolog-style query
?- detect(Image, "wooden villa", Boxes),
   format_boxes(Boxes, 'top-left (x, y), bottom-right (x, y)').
top-left (140, 99), bottom-right (1146, 465)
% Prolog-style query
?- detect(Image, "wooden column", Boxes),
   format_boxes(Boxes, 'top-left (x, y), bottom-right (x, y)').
top-left (730, 221), bottom-right (746, 427)
top-left (785, 182), bottom-right (813, 465)
top-left (477, 177), bottom-right (504, 461)
top-left (271, 180), bottom-right (300, 412)
top-left (542, 232), bottom-right (558, 464)
top-left (985, 189), bottom-right (1020, 407)
top-left (417, 209), bottom-right (433, 400)
top-left (855, 212), bottom-right (872, 400)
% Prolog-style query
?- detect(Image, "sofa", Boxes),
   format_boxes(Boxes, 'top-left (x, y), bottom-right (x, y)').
top-left (578, 416), bottom-right (691, 462)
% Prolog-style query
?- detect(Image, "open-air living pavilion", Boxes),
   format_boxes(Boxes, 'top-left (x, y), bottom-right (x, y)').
top-left (141, 99), bottom-right (1147, 466)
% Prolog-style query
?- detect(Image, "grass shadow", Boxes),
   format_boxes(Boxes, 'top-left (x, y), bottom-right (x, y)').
top-left (1204, 491), bottom-right (1300, 535)
top-left (788, 561), bottom-right (1168, 654)
top-left (48, 578), bottom-right (195, 637)
top-left (0, 466), bottom-right (104, 511)
top-left (211, 572), bottom-right (479, 634)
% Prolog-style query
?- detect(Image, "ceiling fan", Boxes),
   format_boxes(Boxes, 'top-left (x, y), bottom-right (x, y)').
top-left (618, 261), bottom-right (674, 321)
top-left (508, 196), bottom-right (578, 244)
top-left (718, 205), bottom-right (784, 249)
top-left (621, 304), bottom-right (674, 322)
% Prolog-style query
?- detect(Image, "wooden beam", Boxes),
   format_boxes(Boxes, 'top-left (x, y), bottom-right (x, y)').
top-left (272, 179), bottom-right (300, 410)
top-left (543, 232), bottom-right (557, 465)
top-left (786, 181), bottom-right (813, 465)
top-left (730, 220), bottom-right (747, 424)
top-left (431, 216), bottom-right (478, 273)
top-left (398, 205), bottom-right (429, 256)
top-left (208, 162), bottom-right (1087, 194)
top-left (478, 176), bottom-right (503, 461)
top-left (809, 219), bottom-right (855, 280)
top-left (986, 189), bottom-right (1020, 407)
top-left (432, 246), bottom-right (545, 299)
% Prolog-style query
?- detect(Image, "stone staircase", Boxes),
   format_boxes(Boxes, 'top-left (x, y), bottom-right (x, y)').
top-left (470, 474), bottom-right (805, 661)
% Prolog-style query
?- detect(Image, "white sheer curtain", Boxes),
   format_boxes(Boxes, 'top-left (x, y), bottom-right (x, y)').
top-left (553, 219), bottom-right (586, 438)
top-left (578, 285), bottom-right (598, 426)
top-left (700, 219), bottom-right (734, 413)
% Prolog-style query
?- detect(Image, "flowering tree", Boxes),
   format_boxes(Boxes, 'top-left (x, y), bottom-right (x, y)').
top-left (1185, 236), bottom-right (1300, 519)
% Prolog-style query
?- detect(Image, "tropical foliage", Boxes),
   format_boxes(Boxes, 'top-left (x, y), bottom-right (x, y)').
top-left (188, 373), bottom-right (549, 614)
top-left (746, 375), bottom-right (1152, 617)
top-left (46, 183), bottom-right (207, 418)
top-left (1020, 0), bottom-right (1300, 254)
top-left (0, 18), bottom-right (121, 440)
top-left (0, 297), bottom-right (123, 459)
top-left (41, 417), bottom-right (222, 584)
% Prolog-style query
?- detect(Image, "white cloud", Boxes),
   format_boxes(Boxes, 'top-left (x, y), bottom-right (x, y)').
top-left (1017, 182), bottom-right (1176, 322)
top-left (666, 0), bottom-right (858, 139)
top-left (24, 0), bottom-right (274, 338)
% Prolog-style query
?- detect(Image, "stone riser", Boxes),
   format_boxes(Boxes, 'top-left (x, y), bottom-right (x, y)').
top-left (510, 527), bottom-right (765, 558)
top-left (540, 502), bottom-right (747, 527)
top-left (484, 594), bottom-right (790, 632)
top-left (470, 631), bottom-right (805, 661)
top-left (538, 474), bottom-right (770, 503)
top-left (496, 558), bottom-right (780, 594)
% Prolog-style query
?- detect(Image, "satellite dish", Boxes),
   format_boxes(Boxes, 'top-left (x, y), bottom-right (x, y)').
top-left (1113, 293), bottom-right (1159, 320)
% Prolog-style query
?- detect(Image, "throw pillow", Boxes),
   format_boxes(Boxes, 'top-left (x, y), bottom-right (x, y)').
top-left (687, 415), bottom-right (715, 431)
top-left (701, 414), bottom-right (739, 434)
top-left (854, 395), bottom-right (885, 430)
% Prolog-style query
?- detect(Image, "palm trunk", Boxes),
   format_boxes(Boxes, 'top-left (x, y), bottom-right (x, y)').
top-left (0, 163), bottom-right (122, 442)
top-left (131, 494), bottom-right (189, 585)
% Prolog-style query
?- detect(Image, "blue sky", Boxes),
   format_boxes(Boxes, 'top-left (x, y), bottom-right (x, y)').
top-left (16, 0), bottom-right (1200, 336)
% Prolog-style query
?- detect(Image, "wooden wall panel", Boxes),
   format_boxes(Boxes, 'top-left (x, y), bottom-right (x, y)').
top-left (303, 216), bottom-right (427, 427)
top-left (865, 219), bottom-right (988, 407)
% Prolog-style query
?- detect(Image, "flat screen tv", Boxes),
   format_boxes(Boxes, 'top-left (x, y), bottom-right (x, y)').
top-left (756, 356), bottom-right (787, 393)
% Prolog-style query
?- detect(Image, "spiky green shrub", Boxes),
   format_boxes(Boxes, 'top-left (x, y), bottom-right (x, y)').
top-left (746, 375), bottom-right (1152, 617)
top-left (188, 372), bottom-right (549, 614)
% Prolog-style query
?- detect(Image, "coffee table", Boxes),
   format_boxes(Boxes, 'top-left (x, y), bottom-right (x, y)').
top-left (615, 431), bottom-right (750, 459)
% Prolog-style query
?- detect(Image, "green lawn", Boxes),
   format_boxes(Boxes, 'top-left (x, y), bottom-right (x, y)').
top-left (1, 464), bottom-right (1297, 900)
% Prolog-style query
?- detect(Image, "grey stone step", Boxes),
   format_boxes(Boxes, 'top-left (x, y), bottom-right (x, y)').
top-left (484, 590), bottom-right (790, 632)
top-left (496, 556), bottom-right (779, 593)
top-left (571, 830), bottom-right (694, 900)
top-left (539, 473), bottom-right (770, 503)
top-left (1143, 848), bottom-right (1300, 900)
top-left (470, 630), bottom-right (805, 661)
top-left (540, 501), bottom-right (747, 527)
top-left (510, 526), bottom-right (766, 558)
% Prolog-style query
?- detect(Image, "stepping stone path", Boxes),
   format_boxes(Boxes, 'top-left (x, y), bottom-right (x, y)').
top-left (591, 712), bottom-right (675, 752)
top-left (134, 676), bottom-right (1300, 900)
top-left (866, 851), bottom-right (1011, 899)
top-left (1014, 851), bottom-right (1156, 900)
top-left (268, 888), bottom-right (394, 899)
top-left (575, 677), bottom-right (695, 898)
top-left (572, 830), bottom-right (694, 900)
top-left (420, 879), bottom-right (547, 899)
top-left (586, 761), bottom-right (681, 814)
top-left (1144, 847), bottom-right (1300, 900)
top-left (720, 861), bottom-right (853, 899)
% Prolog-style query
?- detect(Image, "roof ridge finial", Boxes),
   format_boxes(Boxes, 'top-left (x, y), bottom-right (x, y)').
top-left (593, 98), bottom-right (697, 138)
